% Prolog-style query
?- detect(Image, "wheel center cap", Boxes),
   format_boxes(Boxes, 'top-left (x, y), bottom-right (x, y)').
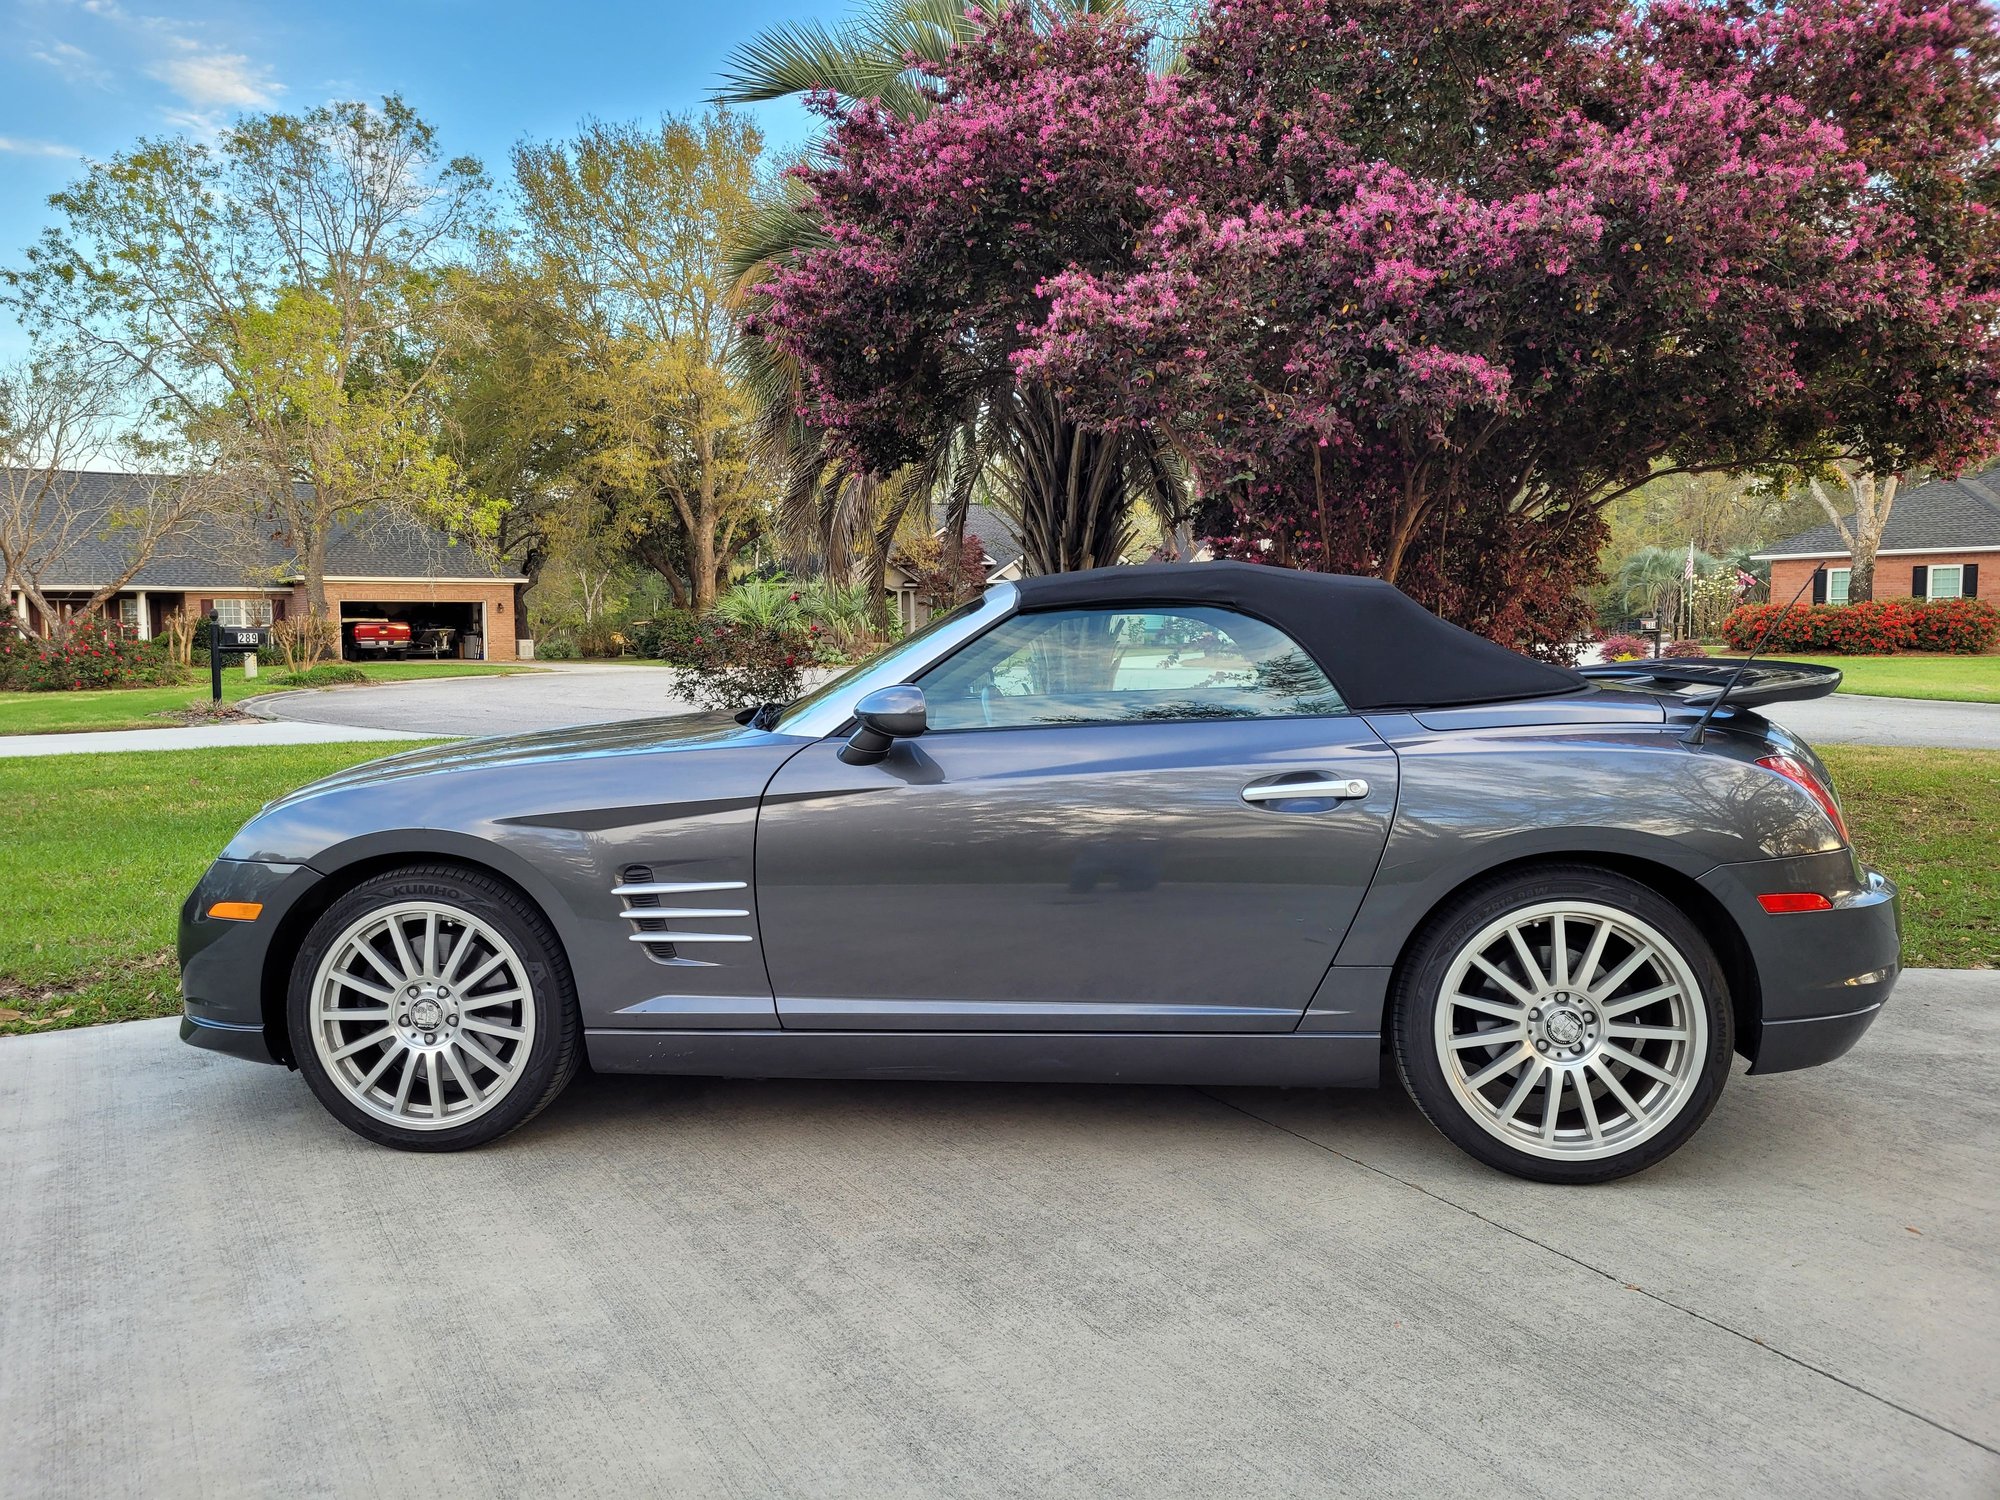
top-left (410, 997), bottom-right (444, 1030)
top-left (1544, 1008), bottom-right (1585, 1047)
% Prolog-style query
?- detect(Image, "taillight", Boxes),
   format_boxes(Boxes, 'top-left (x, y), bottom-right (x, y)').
top-left (1756, 753), bottom-right (1850, 844)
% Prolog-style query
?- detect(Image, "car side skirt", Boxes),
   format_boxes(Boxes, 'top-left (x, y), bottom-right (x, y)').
top-left (584, 1028), bottom-right (1380, 1088)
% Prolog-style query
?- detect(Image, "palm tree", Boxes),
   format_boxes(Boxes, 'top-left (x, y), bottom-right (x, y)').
top-left (718, 0), bottom-right (1190, 598)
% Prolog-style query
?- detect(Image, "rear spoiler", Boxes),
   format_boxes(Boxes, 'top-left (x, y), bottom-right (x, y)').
top-left (1577, 657), bottom-right (1842, 709)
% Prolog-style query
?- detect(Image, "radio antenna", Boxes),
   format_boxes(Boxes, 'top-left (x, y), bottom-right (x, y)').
top-left (1682, 565), bottom-right (1825, 747)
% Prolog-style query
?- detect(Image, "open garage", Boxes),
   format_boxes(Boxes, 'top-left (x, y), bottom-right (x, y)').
top-left (321, 578), bottom-right (521, 662)
top-left (337, 597), bottom-right (486, 662)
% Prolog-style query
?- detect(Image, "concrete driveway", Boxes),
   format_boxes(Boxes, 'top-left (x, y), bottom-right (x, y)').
top-left (2, 971), bottom-right (1993, 1498)
top-left (253, 662), bottom-right (2000, 747)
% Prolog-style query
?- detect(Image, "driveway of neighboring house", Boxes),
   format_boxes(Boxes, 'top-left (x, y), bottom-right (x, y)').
top-left (1, 971), bottom-right (1994, 1497)
top-left (251, 659), bottom-right (2000, 747)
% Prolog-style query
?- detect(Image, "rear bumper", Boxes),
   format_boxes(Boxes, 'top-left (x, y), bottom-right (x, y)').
top-left (1748, 999), bottom-right (1889, 1074)
top-left (1700, 852), bottom-right (1901, 1075)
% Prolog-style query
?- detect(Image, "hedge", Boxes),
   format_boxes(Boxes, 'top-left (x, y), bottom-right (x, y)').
top-left (1721, 597), bottom-right (2000, 656)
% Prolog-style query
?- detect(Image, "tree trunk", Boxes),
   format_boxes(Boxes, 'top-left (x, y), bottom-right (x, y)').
top-left (1807, 468), bottom-right (1901, 605)
top-left (690, 524), bottom-right (718, 614)
top-left (1005, 384), bottom-right (1133, 575)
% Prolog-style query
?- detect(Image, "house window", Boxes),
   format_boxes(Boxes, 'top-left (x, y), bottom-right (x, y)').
top-left (117, 596), bottom-right (141, 633)
top-left (1826, 568), bottom-right (1850, 605)
top-left (214, 598), bottom-right (274, 629)
top-left (1927, 565), bottom-right (1964, 600)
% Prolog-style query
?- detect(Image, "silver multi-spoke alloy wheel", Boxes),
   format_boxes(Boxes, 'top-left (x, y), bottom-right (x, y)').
top-left (1433, 899), bottom-right (1708, 1163)
top-left (309, 900), bottom-right (537, 1131)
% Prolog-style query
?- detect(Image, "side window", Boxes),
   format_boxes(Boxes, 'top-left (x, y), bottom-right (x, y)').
top-left (917, 606), bottom-right (1346, 730)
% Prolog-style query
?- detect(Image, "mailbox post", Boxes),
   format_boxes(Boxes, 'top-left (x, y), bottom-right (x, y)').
top-left (208, 612), bottom-right (272, 703)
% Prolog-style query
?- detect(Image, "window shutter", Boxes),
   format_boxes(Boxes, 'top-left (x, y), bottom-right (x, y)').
top-left (1911, 566), bottom-right (1928, 598)
top-left (196, 597), bottom-right (214, 617)
top-left (272, 597), bottom-right (287, 623)
top-left (1963, 563), bottom-right (1979, 599)
top-left (1811, 569), bottom-right (1826, 604)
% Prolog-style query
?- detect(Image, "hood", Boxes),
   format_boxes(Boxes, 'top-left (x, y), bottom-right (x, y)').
top-left (263, 711), bottom-right (757, 812)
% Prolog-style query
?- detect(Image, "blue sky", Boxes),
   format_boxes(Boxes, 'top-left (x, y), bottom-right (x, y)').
top-left (0, 0), bottom-right (839, 357)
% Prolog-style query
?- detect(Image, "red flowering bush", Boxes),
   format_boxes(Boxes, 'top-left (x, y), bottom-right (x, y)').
top-left (1596, 633), bottom-right (1650, 662)
top-left (1663, 639), bottom-right (1710, 659)
top-left (0, 616), bottom-right (189, 691)
top-left (667, 619), bottom-right (829, 712)
top-left (1721, 598), bottom-right (1999, 655)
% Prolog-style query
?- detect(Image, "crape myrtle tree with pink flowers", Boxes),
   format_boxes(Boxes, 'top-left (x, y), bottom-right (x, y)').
top-left (727, 2), bottom-right (1190, 585)
top-left (744, 0), bottom-right (2000, 654)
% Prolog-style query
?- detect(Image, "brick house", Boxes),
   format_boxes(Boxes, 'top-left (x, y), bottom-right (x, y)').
top-left (5, 469), bottom-right (528, 661)
top-left (1752, 472), bottom-right (1999, 608)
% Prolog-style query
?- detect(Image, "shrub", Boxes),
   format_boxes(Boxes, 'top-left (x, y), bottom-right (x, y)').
top-left (273, 663), bottom-right (370, 688)
top-left (535, 628), bottom-right (580, 661)
top-left (1720, 598), bottom-right (1999, 655)
top-left (668, 619), bottom-right (828, 711)
top-left (1663, 639), bottom-right (1709, 658)
top-left (577, 618), bottom-right (622, 658)
top-left (712, 578), bottom-right (805, 633)
top-left (628, 611), bottom-right (701, 663)
top-left (1907, 596), bottom-right (2000, 654)
top-left (269, 615), bottom-right (340, 672)
top-left (1596, 632), bottom-right (1650, 662)
top-left (0, 616), bottom-right (189, 691)
top-left (799, 581), bottom-right (889, 661)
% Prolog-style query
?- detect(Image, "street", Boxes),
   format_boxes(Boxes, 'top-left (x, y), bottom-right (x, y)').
top-left (245, 661), bottom-right (2000, 748)
top-left (2, 971), bottom-right (1994, 1498)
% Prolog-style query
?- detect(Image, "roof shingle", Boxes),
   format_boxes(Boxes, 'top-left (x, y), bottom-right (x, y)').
top-left (1753, 473), bottom-right (2000, 558)
top-left (3, 469), bottom-right (520, 588)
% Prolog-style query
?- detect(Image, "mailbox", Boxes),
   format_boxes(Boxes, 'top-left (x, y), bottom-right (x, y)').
top-left (212, 624), bottom-right (270, 654)
top-left (207, 613), bottom-right (273, 704)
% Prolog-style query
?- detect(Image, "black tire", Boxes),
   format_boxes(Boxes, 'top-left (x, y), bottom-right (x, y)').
top-left (1391, 864), bottom-right (1733, 1184)
top-left (287, 864), bottom-right (581, 1151)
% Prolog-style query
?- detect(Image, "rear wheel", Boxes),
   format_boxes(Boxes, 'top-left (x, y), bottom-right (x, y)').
top-left (288, 865), bottom-right (580, 1151)
top-left (1392, 866), bottom-right (1732, 1184)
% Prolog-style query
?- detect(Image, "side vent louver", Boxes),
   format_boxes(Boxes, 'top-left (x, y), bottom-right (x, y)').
top-left (611, 865), bottom-right (753, 968)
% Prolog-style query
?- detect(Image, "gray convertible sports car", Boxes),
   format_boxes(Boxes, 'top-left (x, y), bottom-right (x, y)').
top-left (180, 563), bottom-right (1899, 1181)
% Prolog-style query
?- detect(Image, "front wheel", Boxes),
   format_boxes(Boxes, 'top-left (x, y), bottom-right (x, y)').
top-left (288, 865), bottom-right (581, 1151)
top-left (1392, 866), bottom-right (1732, 1184)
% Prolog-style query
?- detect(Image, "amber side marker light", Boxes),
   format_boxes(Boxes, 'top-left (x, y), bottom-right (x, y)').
top-left (1757, 892), bottom-right (1834, 915)
top-left (207, 901), bottom-right (264, 922)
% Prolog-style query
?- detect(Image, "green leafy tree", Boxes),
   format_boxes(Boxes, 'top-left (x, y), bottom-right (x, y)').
top-left (509, 112), bottom-right (771, 613)
top-left (4, 97), bottom-right (495, 625)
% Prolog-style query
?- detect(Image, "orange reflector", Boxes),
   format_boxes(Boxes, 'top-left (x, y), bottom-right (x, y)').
top-left (207, 901), bottom-right (264, 922)
top-left (1757, 892), bottom-right (1833, 915)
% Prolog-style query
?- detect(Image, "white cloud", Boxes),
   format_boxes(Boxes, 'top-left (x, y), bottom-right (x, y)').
top-left (0, 137), bottom-right (83, 158)
top-left (29, 39), bottom-right (112, 86)
top-left (147, 43), bottom-right (280, 110)
top-left (39, 1), bottom-right (286, 124)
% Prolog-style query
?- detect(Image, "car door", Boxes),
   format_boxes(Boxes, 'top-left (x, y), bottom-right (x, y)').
top-left (755, 604), bottom-right (1398, 1032)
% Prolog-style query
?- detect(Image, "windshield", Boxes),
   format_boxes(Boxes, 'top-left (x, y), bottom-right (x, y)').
top-left (770, 597), bottom-right (987, 732)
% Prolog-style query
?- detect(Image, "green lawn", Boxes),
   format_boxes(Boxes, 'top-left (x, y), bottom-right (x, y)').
top-left (0, 659), bottom-right (531, 736)
top-left (1821, 746), bottom-right (1999, 968)
top-left (0, 740), bottom-right (1990, 1039)
top-left (1788, 654), bottom-right (2000, 704)
top-left (0, 744), bottom-right (430, 1035)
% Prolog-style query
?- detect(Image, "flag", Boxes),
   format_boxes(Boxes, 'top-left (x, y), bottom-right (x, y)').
top-left (1685, 540), bottom-right (1696, 580)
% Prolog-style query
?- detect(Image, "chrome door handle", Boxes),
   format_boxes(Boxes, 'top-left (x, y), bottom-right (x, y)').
top-left (1242, 776), bottom-right (1370, 804)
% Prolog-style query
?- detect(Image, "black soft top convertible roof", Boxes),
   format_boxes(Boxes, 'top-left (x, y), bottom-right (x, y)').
top-left (1009, 562), bottom-right (1586, 712)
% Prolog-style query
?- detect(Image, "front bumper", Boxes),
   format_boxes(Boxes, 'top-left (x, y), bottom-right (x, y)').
top-left (178, 858), bottom-right (319, 1066)
top-left (1700, 852), bottom-right (1901, 1074)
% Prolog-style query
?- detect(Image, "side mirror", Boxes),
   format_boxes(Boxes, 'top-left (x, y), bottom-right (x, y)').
top-left (840, 684), bottom-right (927, 766)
